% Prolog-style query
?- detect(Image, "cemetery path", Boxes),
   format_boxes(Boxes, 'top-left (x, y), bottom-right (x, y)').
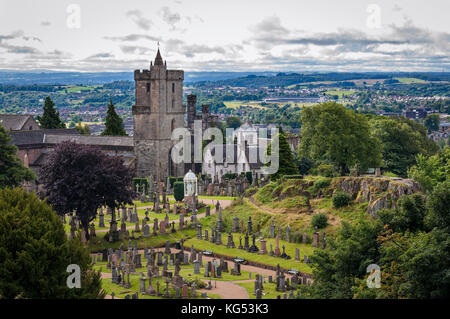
top-left (198, 279), bottom-right (249, 299)
top-left (247, 197), bottom-right (278, 215)
top-left (95, 198), bottom-right (233, 234)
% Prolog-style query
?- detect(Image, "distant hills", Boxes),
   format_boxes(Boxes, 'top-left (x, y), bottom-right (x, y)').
top-left (0, 69), bottom-right (448, 86)
top-left (0, 70), bottom-right (276, 85)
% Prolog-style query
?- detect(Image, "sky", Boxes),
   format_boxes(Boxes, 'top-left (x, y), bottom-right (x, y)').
top-left (0, 0), bottom-right (449, 72)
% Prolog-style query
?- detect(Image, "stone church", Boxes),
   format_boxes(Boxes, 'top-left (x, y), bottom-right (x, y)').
top-left (133, 48), bottom-right (185, 181)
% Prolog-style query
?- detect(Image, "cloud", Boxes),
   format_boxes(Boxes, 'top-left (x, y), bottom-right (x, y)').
top-left (164, 39), bottom-right (227, 58)
top-left (126, 10), bottom-right (152, 31)
top-left (103, 34), bottom-right (160, 42)
top-left (85, 52), bottom-right (114, 60)
top-left (160, 6), bottom-right (181, 27)
top-left (246, 16), bottom-right (450, 71)
top-left (41, 21), bottom-right (51, 27)
top-left (120, 45), bottom-right (152, 55)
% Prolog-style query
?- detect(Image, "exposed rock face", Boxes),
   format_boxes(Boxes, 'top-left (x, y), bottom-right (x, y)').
top-left (331, 177), bottom-right (422, 217)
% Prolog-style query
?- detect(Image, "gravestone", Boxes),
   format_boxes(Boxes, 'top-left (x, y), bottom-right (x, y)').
top-left (99, 212), bottom-right (105, 228)
top-left (193, 260), bottom-right (200, 274)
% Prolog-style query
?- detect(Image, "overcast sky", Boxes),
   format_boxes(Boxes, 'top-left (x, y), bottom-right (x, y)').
top-left (0, 0), bottom-right (449, 72)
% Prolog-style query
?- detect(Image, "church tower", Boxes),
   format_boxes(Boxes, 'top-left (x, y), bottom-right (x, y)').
top-left (133, 48), bottom-right (185, 181)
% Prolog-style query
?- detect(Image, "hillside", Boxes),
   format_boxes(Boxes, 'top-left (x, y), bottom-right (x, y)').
top-left (210, 176), bottom-right (422, 241)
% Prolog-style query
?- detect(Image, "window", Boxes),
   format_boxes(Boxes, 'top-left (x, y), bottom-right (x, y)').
top-left (146, 83), bottom-right (150, 93)
top-left (172, 83), bottom-right (175, 93)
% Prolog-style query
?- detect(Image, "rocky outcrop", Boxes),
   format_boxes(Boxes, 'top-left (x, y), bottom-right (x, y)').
top-left (331, 176), bottom-right (422, 217)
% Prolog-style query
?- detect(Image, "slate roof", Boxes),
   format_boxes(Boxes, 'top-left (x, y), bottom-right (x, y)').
top-left (9, 129), bottom-right (80, 146)
top-left (0, 114), bottom-right (34, 130)
top-left (43, 134), bottom-right (133, 147)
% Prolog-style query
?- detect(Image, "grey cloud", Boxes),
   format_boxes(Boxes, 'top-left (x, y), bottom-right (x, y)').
top-left (126, 10), bottom-right (152, 31)
top-left (120, 45), bottom-right (151, 55)
top-left (41, 21), bottom-right (51, 26)
top-left (160, 6), bottom-right (181, 27)
top-left (164, 39), bottom-right (227, 58)
top-left (249, 16), bottom-right (289, 36)
top-left (103, 34), bottom-right (160, 42)
top-left (86, 52), bottom-right (114, 60)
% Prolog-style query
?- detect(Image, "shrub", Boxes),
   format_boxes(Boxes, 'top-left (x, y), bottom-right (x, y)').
top-left (224, 173), bottom-right (237, 180)
top-left (245, 171), bottom-right (253, 184)
top-left (313, 178), bottom-right (331, 190)
top-left (383, 171), bottom-right (399, 177)
top-left (317, 163), bottom-right (335, 177)
top-left (311, 213), bottom-right (328, 229)
top-left (173, 182), bottom-right (184, 201)
top-left (332, 192), bottom-right (351, 208)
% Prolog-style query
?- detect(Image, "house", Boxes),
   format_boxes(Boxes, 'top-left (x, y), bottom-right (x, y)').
top-left (202, 143), bottom-right (266, 180)
top-left (0, 114), bottom-right (40, 131)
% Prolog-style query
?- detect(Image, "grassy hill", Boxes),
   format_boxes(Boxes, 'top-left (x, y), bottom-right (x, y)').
top-left (206, 175), bottom-right (422, 240)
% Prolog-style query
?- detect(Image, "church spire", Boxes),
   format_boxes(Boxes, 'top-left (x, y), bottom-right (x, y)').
top-left (154, 48), bottom-right (164, 66)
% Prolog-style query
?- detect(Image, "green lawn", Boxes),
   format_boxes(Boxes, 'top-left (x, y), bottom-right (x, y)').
top-left (184, 233), bottom-right (315, 274)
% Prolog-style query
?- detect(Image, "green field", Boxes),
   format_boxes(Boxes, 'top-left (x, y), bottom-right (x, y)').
top-left (324, 90), bottom-right (356, 98)
top-left (57, 85), bottom-right (101, 93)
top-left (393, 77), bottom-right (427, 84)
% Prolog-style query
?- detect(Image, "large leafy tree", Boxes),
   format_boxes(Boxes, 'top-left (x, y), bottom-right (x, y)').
top-left (226, 116), bottom-right (242, 130)
top-left (37, 96), bottom-right (65, 129)
top-left (0, 187), bottom-right (105, 298)
top-left (101, 100), bottom-right (127, 136)
top-left (299, 102), bottom-right (382, 176)
top-left (39, 141), bottom-right (135, 239)
top-left (370, 116), bottom-right (438, 177)
top-left (408, 146), bottom-right (449, 193)
top-left (0, 124), bottom-right (35, 188)
top-left (424, 114), bottom-right (440, 133)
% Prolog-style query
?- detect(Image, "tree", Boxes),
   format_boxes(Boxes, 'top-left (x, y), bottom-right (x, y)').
top-left (0, 124), bottom-right (35, 188)
top-left (39, 141), bottom-right (135, 239)
top-left (307, 220), bottom-right (383, 298)
top-left (267, 127), bottom-right (298, 179)
top-left (75, 121), bottom-right (90, 135)
top-left (37, 96), bottom-right (65, 129)
top-left (101, 100), bottom-right (127, 136)
top-left (424, 114), bottom-right (440, 133)
top-left (226, 116), bottom-right (242, 130)
top-left (370, 116), bottom-right (438, 177)
top-left (0, 187), bottom-right (105, 298)
top-left (174, 182), bottom-right (184, 202)
top-left (300, 102), bottom-right (382, 176)
top-left (408, 146), bottom-right (449, 193)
